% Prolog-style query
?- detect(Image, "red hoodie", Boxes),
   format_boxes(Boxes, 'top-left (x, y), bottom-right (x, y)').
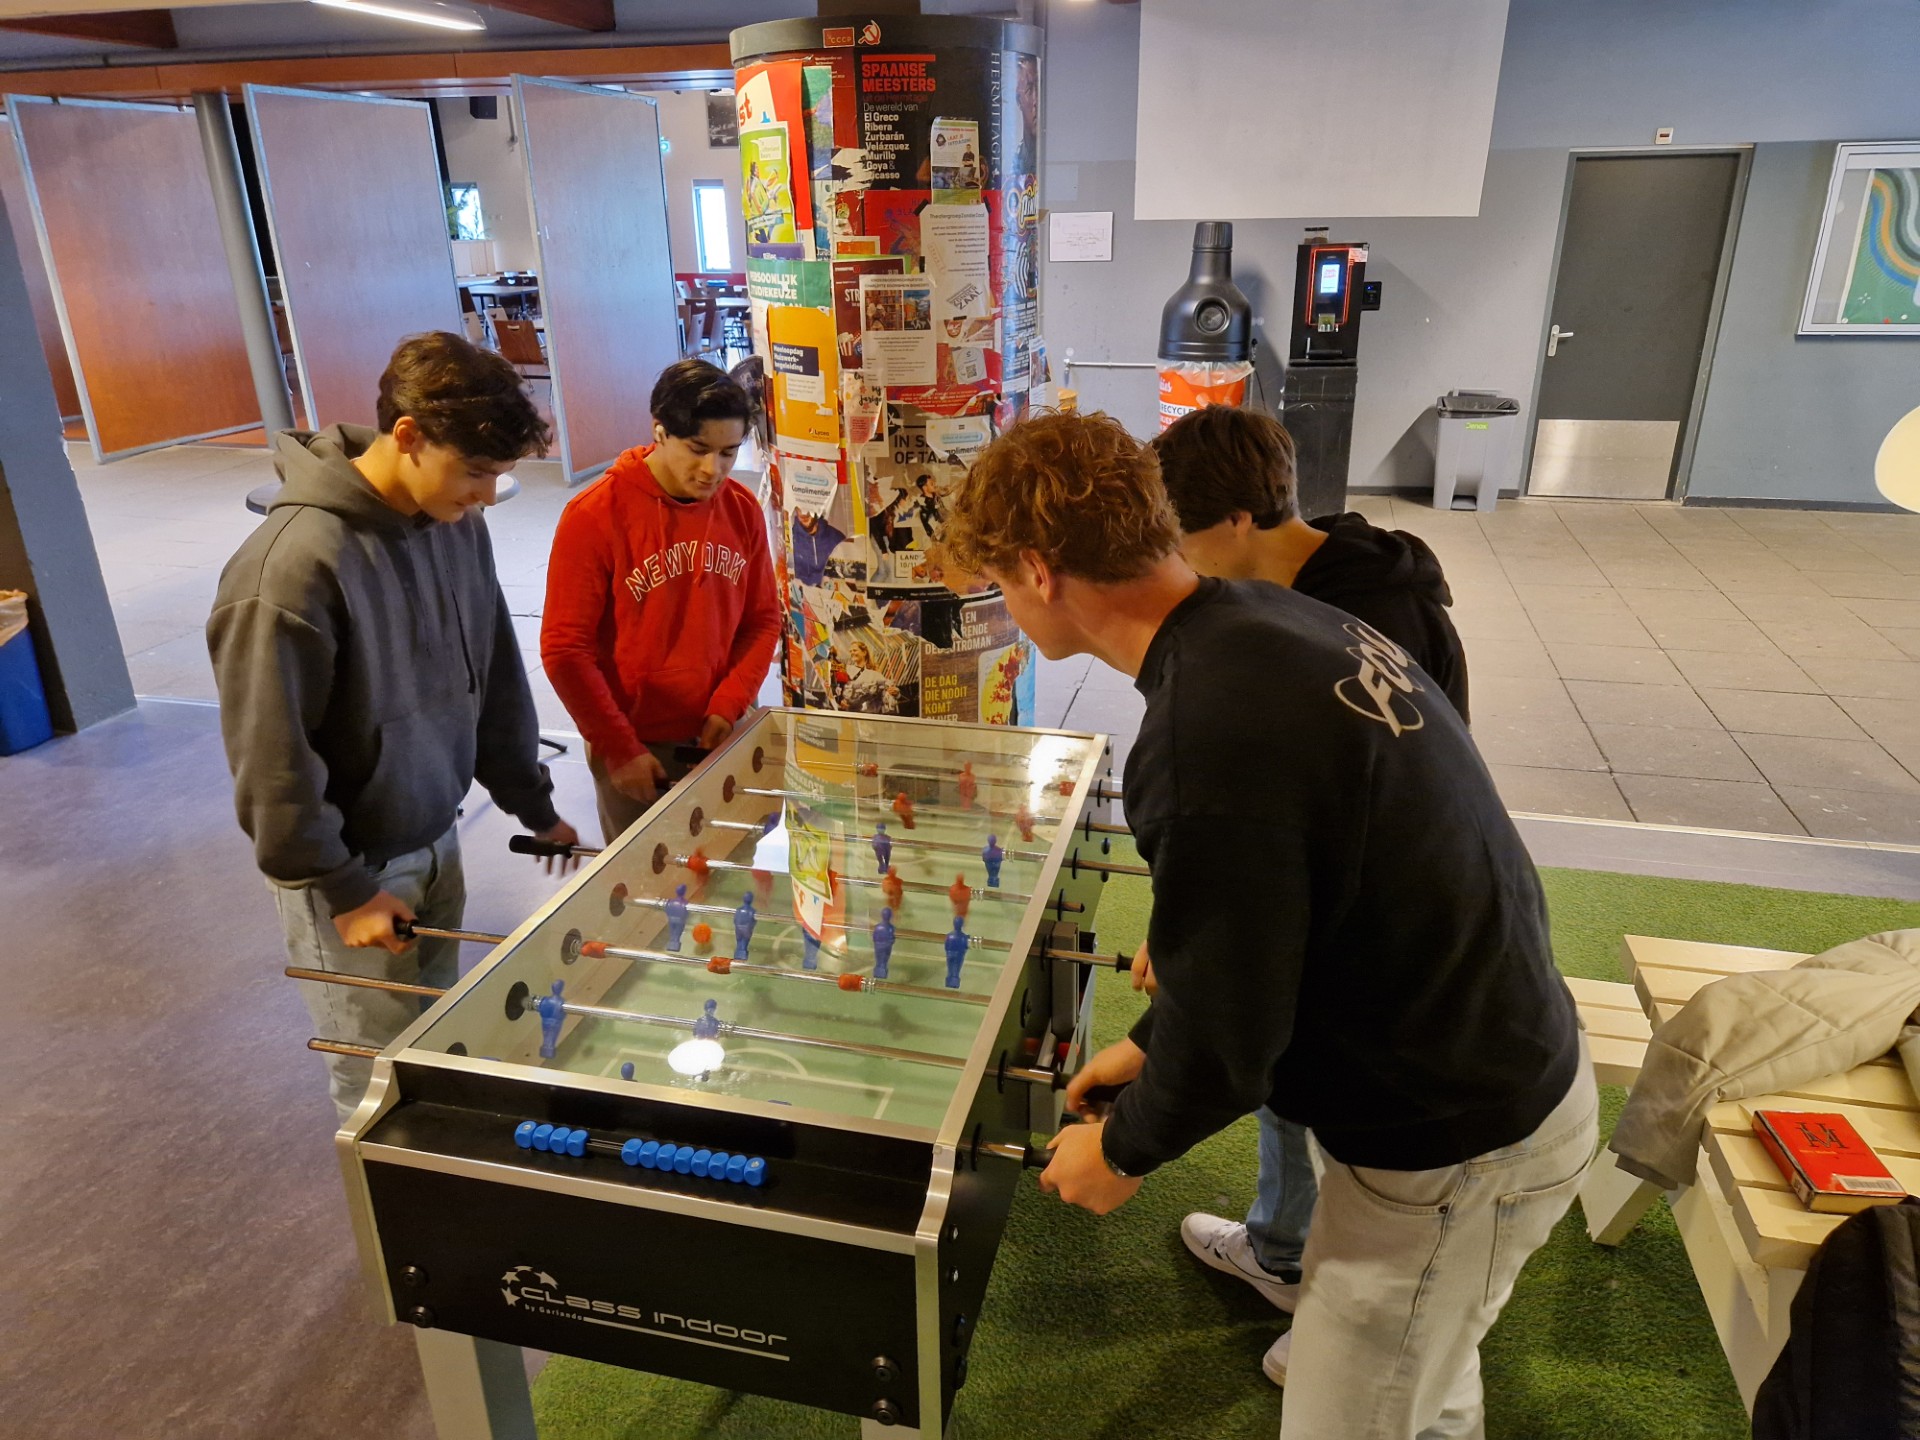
top-left (541, 445), bottom-right (781, 770)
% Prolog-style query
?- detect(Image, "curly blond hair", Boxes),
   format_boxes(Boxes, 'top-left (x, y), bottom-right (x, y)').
top-left (941, 411), bottom-right (1179, 582)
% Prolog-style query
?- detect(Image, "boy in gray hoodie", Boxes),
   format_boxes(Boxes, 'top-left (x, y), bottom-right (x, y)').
top-left (208, 332), bottom-right (579, 1123)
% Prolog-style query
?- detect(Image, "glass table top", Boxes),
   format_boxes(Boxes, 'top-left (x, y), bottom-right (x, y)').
top-left (409, 710), bottom-right (1103, 1135)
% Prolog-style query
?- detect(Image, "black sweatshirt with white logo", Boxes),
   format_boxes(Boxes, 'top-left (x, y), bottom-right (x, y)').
top-left (1297, 512), bottom-right (1470, 723)
top-left (1102, 577), bottom-right (1577, 1177)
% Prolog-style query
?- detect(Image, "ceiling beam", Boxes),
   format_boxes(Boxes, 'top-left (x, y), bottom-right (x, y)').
top-left (475, 0), bottom-right (614, 32)
top-left (0, 10), bottom-right (179, 49)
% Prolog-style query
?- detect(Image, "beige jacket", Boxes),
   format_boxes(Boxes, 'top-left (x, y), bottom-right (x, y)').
top-left (1609, 929), bottom-right (1920, 1190)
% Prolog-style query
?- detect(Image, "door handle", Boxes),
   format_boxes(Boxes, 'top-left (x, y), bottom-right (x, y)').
top-left (1547, 324), bottom-right (1576, 357)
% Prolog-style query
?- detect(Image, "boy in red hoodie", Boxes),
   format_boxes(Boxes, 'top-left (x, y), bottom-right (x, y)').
top-left (542, 360), bottom-right (782, 842)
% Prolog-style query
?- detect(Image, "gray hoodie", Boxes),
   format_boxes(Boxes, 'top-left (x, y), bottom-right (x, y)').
top-left (207, 425), bottom-right (558, 912)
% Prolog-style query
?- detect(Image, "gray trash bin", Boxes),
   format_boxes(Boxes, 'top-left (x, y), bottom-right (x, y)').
top-left (1433, 391), bottom-right (1521, 512)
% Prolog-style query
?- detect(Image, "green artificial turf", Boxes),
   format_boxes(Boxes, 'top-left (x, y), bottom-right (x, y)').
top-left (531, 862), bottom-right (1920, 1440)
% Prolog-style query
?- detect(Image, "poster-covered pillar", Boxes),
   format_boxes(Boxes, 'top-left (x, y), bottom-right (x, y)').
top-left (730, 15), bottom-right (1044, 726)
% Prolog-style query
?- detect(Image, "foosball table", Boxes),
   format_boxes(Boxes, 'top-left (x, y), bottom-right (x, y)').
top-left (325, 709), bottom-right (1136, 1439)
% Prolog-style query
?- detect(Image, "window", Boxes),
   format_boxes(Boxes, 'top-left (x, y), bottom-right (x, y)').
top-left (694, 181), bottom-right (732, 273)
top-left (447, 183), bottom-right (485, 242)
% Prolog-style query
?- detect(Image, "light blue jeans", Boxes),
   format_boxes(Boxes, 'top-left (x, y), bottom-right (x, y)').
top-left (1248, 1108), bottom-right (1318, 1281)
top-left (1278, 1044), bottom-right (1599, 1440)
top-left (273, 826), bottom-right (465, 1125)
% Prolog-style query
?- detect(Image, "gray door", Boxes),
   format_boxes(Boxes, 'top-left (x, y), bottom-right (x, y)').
top-left (1530, 153), bottom-right (1741, 500)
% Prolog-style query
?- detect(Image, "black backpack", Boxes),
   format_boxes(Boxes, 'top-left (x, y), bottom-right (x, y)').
top-left (1752, 1197), bottom-right (1920, 1439)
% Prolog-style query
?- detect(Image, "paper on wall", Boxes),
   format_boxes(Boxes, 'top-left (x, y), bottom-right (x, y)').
top-left (859, 273), bottom-right (936, 388)
top-left (922, 203), bottom-right (991, 323)
top-left (777, 450), bottom-right (840, 515)
top-left (1047, 210), bottom-right (1114, 263)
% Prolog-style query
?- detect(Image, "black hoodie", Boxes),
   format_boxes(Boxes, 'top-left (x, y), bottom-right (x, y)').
top-left (1294, 512), bottom-right (1469, 723)
top-left (207, 425), bottom-right (558, 912)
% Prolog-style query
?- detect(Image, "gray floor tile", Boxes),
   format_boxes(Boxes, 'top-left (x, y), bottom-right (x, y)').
top-left (1880, 630), bottom-right (1920, 662)
top-left (1497, 557), bottom-right (1609, 587)
top-left (1728, 591), bottom-right (1856, 625)
top-left (1462, 635), bottom-right (1557, 679)
top-left (1838, 597), bottom-right (1920, 629)
top-left (1471, 715), bottom-right (1607, 771)
top-left (1734, 731), bottom-right (1920, 795)
top-left (1695, 688), bottom-right (1868, 742)
top-left (1589, 723), bottom-right (1761, 782)
top-left (1565, 680), bottom-right (1719, 729)
top-left (1510, 584), bottom-right (1631, 615)
top-left (1639, 617), bottom-right (1779, 654)
top-left (1528, 611), bottom-right (1657, 648)
top-left (1776, 787), bottom-right (1920, 845)
top-left (1486, 762), bottom-right (1632, 820)
top-left (1696, 570), bottom-right (1827, 597)
top-left (1451, 606), bottom-right (1540, 642)
top-left (1589, 560), bottom-right (1714, 591)
top-left (1613, 773), bottom-right (1808, 834)
top-left (1664, 648), bottom-right (1819, 694)
top-left (1615, 588), bottom-right (1745, 622)
top-left (1791, 656), bottom-right (1920, 700)
top-left (1752, 619), bottom-right (1906, 662)
top-left (1547, 643), bottom-right (1684, 685)
top-left (1833, 695), bottom-right (1920, 748)
top-left (1806, 571), bottom-right (1920, 601)
top-left (1472, 673), bottom-right (1580, 723)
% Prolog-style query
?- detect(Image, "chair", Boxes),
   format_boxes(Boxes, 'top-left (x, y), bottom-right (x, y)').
top-left (493, 318), bottom-right (549, 379)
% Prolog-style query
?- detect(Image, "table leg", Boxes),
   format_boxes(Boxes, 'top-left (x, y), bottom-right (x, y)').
top-left (1671, 1155), bottom-right (1801, 1412)
top-left (1578, 1145), bottom-right (1666, 1246)
top-left (415, 1327), bottom-right (538, 1440)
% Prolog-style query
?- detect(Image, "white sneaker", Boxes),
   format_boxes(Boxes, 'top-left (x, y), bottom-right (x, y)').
top-left (1262, 1328), bottom-right (1292, 1387)
top-left (1180, 1213), bottom-right (1300, 1313)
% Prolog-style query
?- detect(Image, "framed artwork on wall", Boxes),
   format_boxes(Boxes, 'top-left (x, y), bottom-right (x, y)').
top-left (707, 90), bottom-right (739, 148)
top-left (1800, 141), bottom-right (1920, 336)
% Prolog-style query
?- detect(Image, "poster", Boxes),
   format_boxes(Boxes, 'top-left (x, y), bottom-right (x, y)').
top-left (861, 190), bottom-right (930, 259)
top-left (736, 60), bottom-right (813, 231)
top-left (920, 595), bottom-right (1033, 724)
top-left (746, 255), bottom-right (832, 310)
top-left (859, 273), bottom-right (936, 388)
top-left (832, 254), bottom-right (906, 371)
top-left (767, 306), bottom-right (841, 448)
top-left (930, 118), bottom-right (982, 203)
top-left (777, 449), bottom-right (840, 516)
top-left (922, 203), bottom-right (992, 323)
top-left (802, 65), bottom-right (837, 259)
top-left (741, 124), bottom-right (801, 259)
top-left (857, 48), bottom-right (1000, 192)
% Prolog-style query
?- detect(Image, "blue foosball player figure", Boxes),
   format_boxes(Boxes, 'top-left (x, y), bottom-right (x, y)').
top-left (536, 980), bottom-right (566, 1058)
top-left (872, 821), bottom-right (892, 874)
top-left (665, 883), bottom-right (689, 950)
top-left (873, 907), bottom-right (896, 979)
top-left (982, 835), bottom-right (1005, 888)
top-left (733, 892), bottom-right (757, 961)
top-left (802, 929), bottom-right (821, 970)
top-left (944, 918), bottom-right (969, 989)
top-left (693, 998), bottom-right (720, 1040)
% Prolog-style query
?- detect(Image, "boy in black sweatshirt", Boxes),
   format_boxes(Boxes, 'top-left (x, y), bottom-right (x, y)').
top-left (940, 412), bottom-right (1590, 1439)
top-left (1148, 403), bottom-right (1473, 1362)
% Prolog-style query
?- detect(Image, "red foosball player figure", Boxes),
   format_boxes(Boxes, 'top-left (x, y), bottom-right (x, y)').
top-left (751, 867), bottom-right (774, 902)
top-left (1014, 804), bottom-right (1036, 843)
top-left (686, 848), bottom-right (711, 881)
top-left (957, 762), bottom-right (979, 809)
top-left (948, 873), bottom-right (972, 919)
top-left (858, 762), bottom-right (879, 778)
top-left (892, 791), bottom-right (916, 829)
top-left (881, 868), bottom-right (904, 907)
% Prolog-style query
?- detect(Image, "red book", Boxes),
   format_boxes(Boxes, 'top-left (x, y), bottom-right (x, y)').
top-left (1751, 1109), bottom-right (1907, 1214)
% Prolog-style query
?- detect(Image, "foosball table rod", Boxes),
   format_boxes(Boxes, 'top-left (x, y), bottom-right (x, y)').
top-left (355, 923), bottom-right (994, 1000)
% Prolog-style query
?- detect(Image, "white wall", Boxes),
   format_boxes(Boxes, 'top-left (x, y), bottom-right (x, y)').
top-left (434, 99), bottom-right (539, 273)
top-left (646, 87), bottom-right (747, 276)
top-left (1043, 0), bottom-right (1920, 505)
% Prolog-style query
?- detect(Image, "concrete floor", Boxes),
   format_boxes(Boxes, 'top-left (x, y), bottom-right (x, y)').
top-left (70, 441), bottom-right (1920, 844)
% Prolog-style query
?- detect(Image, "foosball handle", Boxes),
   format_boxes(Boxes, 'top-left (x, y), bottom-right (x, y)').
top-left (509, 834), bottom-right (605, 860)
